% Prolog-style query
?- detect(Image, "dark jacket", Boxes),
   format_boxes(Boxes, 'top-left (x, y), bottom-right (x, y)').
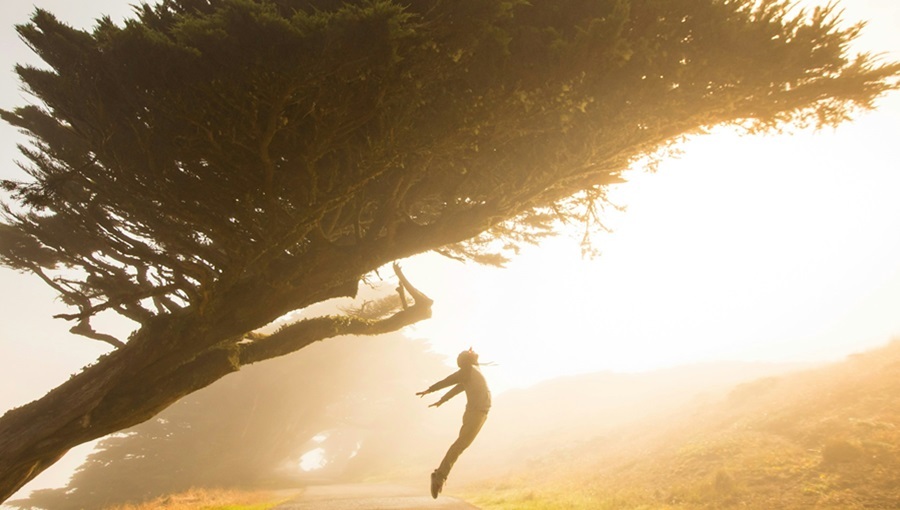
top-left (427, 364), bottom-right (491, 412)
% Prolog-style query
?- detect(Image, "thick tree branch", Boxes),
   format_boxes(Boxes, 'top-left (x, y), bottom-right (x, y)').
top-left (239, 262), bottom-right (431, 365)
top-left (393, 261), bottom-right (432, 309)
top-left (68, 320), bottom-right (125, 349)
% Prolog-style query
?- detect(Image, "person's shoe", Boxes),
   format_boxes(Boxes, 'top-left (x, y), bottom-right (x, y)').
top-left (430, 470), bottom-right (445, 499)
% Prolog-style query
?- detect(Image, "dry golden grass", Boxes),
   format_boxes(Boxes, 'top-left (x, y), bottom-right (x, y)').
top-left (465, 340), bottom-right (900, 509)
top-left (100, 487), bottom-right (290, 510)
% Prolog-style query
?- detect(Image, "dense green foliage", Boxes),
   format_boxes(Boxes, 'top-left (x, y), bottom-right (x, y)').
top-left (0, 0), bottom-right (897, 501)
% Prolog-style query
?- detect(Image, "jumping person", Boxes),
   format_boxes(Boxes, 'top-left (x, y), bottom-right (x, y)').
top-left (416, 348), bottom-right (491, 499)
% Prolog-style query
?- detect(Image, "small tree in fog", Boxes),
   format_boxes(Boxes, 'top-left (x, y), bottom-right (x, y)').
top-left (0, 0), bottom-right (897, 500)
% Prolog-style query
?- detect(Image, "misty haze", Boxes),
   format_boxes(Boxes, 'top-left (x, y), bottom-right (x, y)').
top-left (1, 0), bottom-right (900, 509)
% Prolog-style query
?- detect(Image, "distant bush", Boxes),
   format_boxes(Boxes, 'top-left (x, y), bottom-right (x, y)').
top-left (822, 439), bottom-right (863, 464)
top-left (728, 377), bottom-right (781, 403)
top-left (714, 470), bottom-right (737, 496)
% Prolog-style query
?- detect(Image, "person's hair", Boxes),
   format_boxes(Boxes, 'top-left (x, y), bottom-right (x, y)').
top-left (457, 348), bottom-right (479, 367)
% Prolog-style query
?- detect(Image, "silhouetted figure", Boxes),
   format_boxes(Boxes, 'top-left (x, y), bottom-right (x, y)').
top-left (416, 348), bottom-right (491, 499)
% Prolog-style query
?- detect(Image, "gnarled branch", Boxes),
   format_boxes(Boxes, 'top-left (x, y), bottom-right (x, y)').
top-left (68, 320), bottom-right (125, 349)
top-left (238, 262), bottom-right (431, 365)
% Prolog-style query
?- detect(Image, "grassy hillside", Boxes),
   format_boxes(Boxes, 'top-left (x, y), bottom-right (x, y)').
top-left (463, 340), bottom-right (900, 509)
top-left (433, 359), bottom-right (807, 488)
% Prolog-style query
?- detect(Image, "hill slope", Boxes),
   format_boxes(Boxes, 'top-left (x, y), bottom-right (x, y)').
top-left (464, 340), bottom-right (900, 509)
top-left (454, 360), bottom-right (807, 481)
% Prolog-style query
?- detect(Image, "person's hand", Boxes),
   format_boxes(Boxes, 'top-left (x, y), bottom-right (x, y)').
top-left (416, 390), bottom-right (428, 397)
top-left (429, 400), bottom-right (443, 408)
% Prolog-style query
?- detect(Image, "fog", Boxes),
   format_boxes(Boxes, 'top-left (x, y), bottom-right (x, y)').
top-left (2, 0), bottom-right (900, 508)
top-left (13, 323), bottom-right (897, 510)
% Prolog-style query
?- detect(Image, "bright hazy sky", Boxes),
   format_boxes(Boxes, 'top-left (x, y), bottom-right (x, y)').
top-left (1, 0), bottom-right (899, 499)
top-left (403, 0), bottom-right (900, 389)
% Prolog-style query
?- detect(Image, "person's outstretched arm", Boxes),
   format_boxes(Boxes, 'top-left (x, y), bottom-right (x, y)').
top-left (417, 370), bottom-right (465, 408)
top-left (429, 384), bottom-right (464, 407)
top-left (416, 370), bottom-right (462, 397)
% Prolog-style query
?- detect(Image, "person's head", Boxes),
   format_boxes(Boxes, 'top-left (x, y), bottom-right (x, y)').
top-left (457, 347), bottom-right (479, 368)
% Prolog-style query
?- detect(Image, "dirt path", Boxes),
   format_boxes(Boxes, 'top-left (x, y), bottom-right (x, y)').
top-left (272, 483), bottom-right (479, 510)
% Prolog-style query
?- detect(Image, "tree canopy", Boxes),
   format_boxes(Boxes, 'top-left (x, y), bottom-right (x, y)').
top-left (0, 0), bottom-right (897, 501)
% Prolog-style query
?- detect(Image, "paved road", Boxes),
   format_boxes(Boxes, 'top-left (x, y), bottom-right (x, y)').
top-left (272, 483), bottom-right (479, 510)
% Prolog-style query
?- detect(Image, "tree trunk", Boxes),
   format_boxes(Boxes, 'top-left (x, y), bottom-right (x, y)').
top-left (0, 257), bottom-right (436, 504)
top-left (0, 316), bottom-right (240, 503)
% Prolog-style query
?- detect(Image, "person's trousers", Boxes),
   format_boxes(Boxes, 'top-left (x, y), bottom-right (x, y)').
top-left (436, 409), bottom-right (488, 479)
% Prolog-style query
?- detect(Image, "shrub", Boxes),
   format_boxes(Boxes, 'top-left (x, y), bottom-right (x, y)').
top-left (822, 439), bottom-right (863, 464)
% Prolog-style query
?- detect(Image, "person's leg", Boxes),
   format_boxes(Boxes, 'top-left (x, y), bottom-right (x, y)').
top-left (435, 409), bottom-right (488, 480)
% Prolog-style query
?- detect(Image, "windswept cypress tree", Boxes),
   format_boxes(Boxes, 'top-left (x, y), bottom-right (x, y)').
top-left (0, 0), bottom-right (897, 500)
